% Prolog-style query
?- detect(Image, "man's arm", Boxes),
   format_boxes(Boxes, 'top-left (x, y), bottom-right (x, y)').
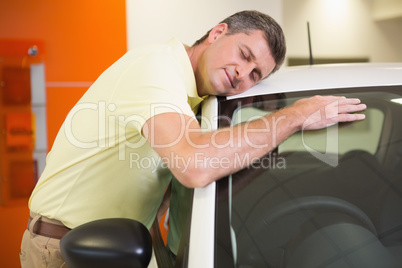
top-left (142, 95), bottom-right (366, 188)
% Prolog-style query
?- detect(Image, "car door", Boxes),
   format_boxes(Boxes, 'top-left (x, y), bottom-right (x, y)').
top-left (212, 85), bottom-right (402, 267)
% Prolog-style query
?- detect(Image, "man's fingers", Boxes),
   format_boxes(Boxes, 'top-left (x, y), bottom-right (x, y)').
top-left (337, 113), bottom-right (366, 122)
top-left (338, 103), bottom-right (367, 114)
top-left (337, 96), bottom-right (361, 104)
top-left (334, 98), bottom-right (367, 123)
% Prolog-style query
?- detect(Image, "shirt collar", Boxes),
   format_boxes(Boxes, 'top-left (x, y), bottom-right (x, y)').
top-left (169, 38), bottom-right (207, 112)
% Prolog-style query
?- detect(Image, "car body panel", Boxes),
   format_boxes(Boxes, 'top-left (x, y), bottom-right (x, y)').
top-left (187, 96), bottom-right (218, 268)
top-left (227, 63), bottom-right (402, 99)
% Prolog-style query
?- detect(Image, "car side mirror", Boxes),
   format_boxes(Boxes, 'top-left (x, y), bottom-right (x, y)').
top-left (60, 218), bottom-right (152, 268)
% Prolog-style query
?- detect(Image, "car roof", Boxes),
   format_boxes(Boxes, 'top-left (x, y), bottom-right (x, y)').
top-left (227, 63), bottom-right (402, 100)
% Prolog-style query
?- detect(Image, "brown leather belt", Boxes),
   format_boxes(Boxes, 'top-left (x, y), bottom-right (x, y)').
top-left (28, 216), bottom-right (71, 239)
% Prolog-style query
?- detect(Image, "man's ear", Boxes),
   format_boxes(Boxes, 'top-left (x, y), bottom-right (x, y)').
top-left (207, 23), bottom-right (228, 44)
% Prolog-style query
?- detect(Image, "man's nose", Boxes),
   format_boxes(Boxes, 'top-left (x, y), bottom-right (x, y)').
top-left (235, 63), bottom-right (254, 80)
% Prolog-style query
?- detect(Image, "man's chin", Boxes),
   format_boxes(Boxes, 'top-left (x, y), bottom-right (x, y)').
top-left (212, 84), bottom-right (233, 96)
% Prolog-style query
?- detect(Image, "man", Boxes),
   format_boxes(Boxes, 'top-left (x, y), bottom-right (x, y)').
top-left (20, 10), bottom-right (366, 267)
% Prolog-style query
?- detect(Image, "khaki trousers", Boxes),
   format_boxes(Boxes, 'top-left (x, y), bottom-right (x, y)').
top-left (19, 212), bottom-right (68, 268)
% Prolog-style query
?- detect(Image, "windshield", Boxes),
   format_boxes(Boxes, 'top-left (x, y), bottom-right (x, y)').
top-left (215, 86), bottom-right (402, 267)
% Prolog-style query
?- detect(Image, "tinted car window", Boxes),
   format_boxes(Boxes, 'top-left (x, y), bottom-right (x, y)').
top-left (215, 86), bottom-right (402, 268)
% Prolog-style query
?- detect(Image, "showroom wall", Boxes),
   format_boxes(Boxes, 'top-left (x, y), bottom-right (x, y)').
top-left (283, 0), bottom-right (402, 63)
top-left (126, 0), bottom-right (283, 49)
top-left (127, 0), bottom-right (402, 63)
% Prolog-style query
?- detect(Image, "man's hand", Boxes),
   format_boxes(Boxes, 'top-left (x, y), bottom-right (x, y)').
top-left (290, 95), bottom-right (367, 131)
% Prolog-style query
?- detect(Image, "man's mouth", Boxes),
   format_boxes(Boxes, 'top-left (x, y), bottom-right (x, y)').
top-left (224, 69), bottom-right (235, 88)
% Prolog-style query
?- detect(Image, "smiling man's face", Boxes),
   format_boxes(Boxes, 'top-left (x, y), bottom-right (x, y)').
top-left (195, 25), bottom-right (277, 97)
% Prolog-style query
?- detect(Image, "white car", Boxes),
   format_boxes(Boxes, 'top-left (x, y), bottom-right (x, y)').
top-left (61, 63), bottom-right (402, 268)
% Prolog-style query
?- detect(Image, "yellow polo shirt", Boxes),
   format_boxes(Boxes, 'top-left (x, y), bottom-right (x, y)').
top-left (29, 38), bottom-right (204, 229)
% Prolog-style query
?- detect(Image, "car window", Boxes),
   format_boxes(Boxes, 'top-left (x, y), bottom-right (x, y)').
top-left (215, 86), bottom-right (402, 268)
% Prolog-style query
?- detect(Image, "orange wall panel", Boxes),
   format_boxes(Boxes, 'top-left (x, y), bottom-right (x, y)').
top-left (0, 1), bottom-right (127, 267)
top-left (0, 0), bottom-right (127, 81)
top-left (46, 86), bottom-right (89, 145)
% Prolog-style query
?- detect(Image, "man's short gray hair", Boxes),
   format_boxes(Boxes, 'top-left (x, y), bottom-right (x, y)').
top-left (193, 10), bottom-right (286, 74)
